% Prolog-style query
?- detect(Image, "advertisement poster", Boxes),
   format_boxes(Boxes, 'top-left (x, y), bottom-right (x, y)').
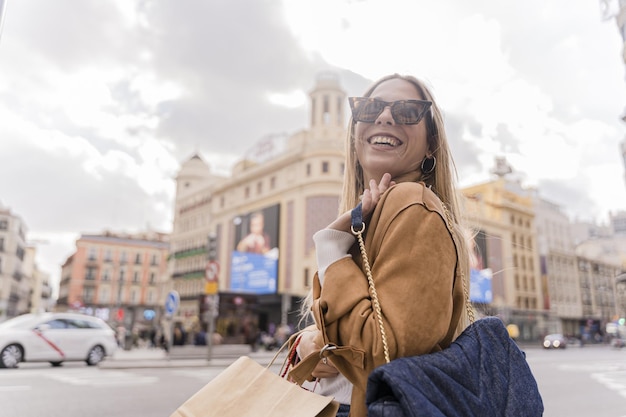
top-left (230, 204), bottom-right (280, 294)
top-left (470, 230), bottom-right (493, 303)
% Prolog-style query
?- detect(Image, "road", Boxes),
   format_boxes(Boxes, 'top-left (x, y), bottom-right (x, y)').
top-left (0, 345), bottom-right (625, 417)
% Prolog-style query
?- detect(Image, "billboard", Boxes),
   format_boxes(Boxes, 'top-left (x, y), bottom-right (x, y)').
top-left (469, 230), bottom-right (493, 303)
top-left (230, 204), bottom-right (280, 294)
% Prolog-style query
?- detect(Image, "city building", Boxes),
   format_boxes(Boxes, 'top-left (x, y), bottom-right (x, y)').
top-left (0, 203), bottom-right (29, 320)
top-left (57, 231), bottom-right (169, 334)
top-left (168, 73), bottom-right (346, 342)
top-left (576, 256), bottom-right (620, 339)
top-left (533, 196), bottom-right (582, 336)
top-left (461, 173), bottom-right (546, 341)
top-left (23, 245), bottom-right (53, 314)
top-left (610, 210), bottom-right (626, 234)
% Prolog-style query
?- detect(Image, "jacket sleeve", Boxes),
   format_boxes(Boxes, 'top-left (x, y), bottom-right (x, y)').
top-left (312, 201), bottom-right (458, 370)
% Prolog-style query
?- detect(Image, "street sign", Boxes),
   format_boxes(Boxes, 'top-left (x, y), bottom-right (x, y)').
top-left (205, 261), bottom-right (220, 282)
top-left (205, 261), bottom-right (219, 295)
top-left (165, 290), bottom-right (180, 316)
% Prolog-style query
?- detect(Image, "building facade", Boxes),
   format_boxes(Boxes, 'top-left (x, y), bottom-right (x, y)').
top-left (57, 231), bottom-right (169, 334)
top-left (461, 177), bottom-right (546, 341)
top-left (534, 196), bottom-right (582, 336)
top-left (168, 73), bottom-right (346, 342)
top-left (0, 204), bottom-right (29, 320)
top-left (23, 245), bottom-right (53, 314)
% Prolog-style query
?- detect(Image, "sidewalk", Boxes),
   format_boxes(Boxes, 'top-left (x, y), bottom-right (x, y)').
top-left (100, 344), bottom-right (287, 369)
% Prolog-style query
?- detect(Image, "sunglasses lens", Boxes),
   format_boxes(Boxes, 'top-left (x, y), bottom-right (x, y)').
top-left (391, 102), bottom-right (424, 124)
top-left (352, 100), bottom-right (385, 123)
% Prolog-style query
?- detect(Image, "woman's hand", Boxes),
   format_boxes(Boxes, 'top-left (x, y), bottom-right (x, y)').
top-left (297, 330), bottom-right (340, 379)
top-left (360, 173), bottom-right (395, 219)
top-left (326, 173), bottom-right (395, 233)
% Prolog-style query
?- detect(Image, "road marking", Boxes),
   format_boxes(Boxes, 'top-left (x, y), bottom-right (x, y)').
top-left (171, 369), bottom-right (224, 382)
top-left (591, 371), bottom-right (626, 399)
top-left (45, 370), bottom-right (158, 387)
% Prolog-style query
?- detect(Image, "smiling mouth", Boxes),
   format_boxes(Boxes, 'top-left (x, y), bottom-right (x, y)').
top-left (368, 135), bottom-right (402, 147)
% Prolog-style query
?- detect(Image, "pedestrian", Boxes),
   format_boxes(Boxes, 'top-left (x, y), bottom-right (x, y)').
top-left (116, 325), bottom-right (126, 348)
top-left (294, 74), bottom-right (472, 417)
top-left (173, 322), bottom-right (186, 346)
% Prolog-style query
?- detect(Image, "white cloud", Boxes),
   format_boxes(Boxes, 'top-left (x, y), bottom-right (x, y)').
top-left (1, 0), bottom-right (625, 288)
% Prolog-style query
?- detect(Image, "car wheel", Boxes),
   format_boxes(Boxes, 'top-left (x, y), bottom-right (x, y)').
top-left (0, 344), bottom-right (23, 369)
top-left (50, 361), bottom-right (63, 367)
top-left (86, 345), bottom-right (105, 366)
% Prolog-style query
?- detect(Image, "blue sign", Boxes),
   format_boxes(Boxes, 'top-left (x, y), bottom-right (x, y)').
top-left (143, 309), bottom-right (156, 320)
top-left (165, 291), bottom-right (180, 315)
top-left (230, 251), bottom-right (277, 294)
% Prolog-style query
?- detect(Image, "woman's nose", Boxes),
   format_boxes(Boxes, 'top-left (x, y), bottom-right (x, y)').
top-left (375, 106), bottom-right (395, 125)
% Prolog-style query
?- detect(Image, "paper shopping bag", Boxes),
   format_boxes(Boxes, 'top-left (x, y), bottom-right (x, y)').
top-left (170, 356), bottom-right (339, 417)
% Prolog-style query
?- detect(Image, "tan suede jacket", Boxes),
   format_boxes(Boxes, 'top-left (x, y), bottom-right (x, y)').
top-left (290, 181), bottom-right (465, 417)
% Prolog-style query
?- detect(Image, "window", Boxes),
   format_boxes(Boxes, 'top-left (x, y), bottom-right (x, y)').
top-left (120, 269), bottom-right (126, 282)
top-left (306, 163), bottom-right (311, 176)
top-left (99, 288), bottom-right (109, 303)
top-left (120, 251), bottom-right (127, 264)
top-left (135, 253), bottom-right (142, 264)
top-left (151, 254), bottom-right (158, 266)
top-left (149, 272), bottom-right (156, 284)
top-left (257, 181), bottom-right (263, 194)
top-left (104, 249), bottom-right (112, 262)
top-left (323, 95), bottom-right (330, 124)
top-left (83, 287), bottom-right (94, 303)
top-left (322, 161), bottom-right (329, 173)
top-left (85, 267), bottom-right (96, 280)
top-left (0, 219), bottom-right (7, 230)
top-left (0, 237), bottom-right (4, 252)
top-left (46, 319), bottom-right (69, 329)
top-left (245, 186), bottom-right (250, 198)
top-left (133, 271), bottom-right (140, 283)
top-left (88, 247), bottom-right (97, 261)
top-left (270, 176), bottom-right (276, 189)
top-left (102, 269), bottom-right (110, 281)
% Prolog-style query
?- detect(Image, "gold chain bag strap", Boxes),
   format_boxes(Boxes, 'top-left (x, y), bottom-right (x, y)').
top-left (349, 201), bottom-right (474, 366)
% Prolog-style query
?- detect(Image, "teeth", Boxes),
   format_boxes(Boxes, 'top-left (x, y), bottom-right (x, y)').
top-left (370, 136), bottom-right (400, 146)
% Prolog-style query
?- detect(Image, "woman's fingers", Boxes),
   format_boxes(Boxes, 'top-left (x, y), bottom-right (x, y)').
top-left (361, 173), bottom-right (394, 217)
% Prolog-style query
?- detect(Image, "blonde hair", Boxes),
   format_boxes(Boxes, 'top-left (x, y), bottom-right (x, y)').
top-left (304, 74), bottom-right (472, 336)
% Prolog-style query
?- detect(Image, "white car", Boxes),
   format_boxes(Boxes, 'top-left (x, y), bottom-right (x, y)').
top-left (0, 312), bottom-right (118, 368)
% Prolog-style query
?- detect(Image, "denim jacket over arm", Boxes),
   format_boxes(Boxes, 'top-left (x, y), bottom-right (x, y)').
top-left (366, 317), bottom-right (544, 417)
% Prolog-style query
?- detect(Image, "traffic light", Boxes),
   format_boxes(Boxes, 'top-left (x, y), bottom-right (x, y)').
top-left (207, 233), bottom-right (218, 261)
top-left (619, 317), bottom-right (625, 326)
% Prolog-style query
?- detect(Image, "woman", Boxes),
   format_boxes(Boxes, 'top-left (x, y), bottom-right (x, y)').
top-left (291, 74), bottom-right (471, 417)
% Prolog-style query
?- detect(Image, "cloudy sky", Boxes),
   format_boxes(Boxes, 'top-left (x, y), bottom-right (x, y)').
top-left (0, 0), bottom-right (625, 287)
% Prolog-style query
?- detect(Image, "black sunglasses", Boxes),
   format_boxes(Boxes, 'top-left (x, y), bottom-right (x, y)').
top-left (349, 97), bottom-right (432, 125)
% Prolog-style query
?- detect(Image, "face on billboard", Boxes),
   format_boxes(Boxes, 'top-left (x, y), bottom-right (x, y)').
top-left (230, 204), bottom-right (280, 294)
top-left (470, 230), bottom-right (492, 304)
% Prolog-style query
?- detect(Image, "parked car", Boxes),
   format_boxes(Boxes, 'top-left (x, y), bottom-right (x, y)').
top-left (0, 312), bottom-right (118, 368)
top-left (543, 333), bottom-right (567, 349)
